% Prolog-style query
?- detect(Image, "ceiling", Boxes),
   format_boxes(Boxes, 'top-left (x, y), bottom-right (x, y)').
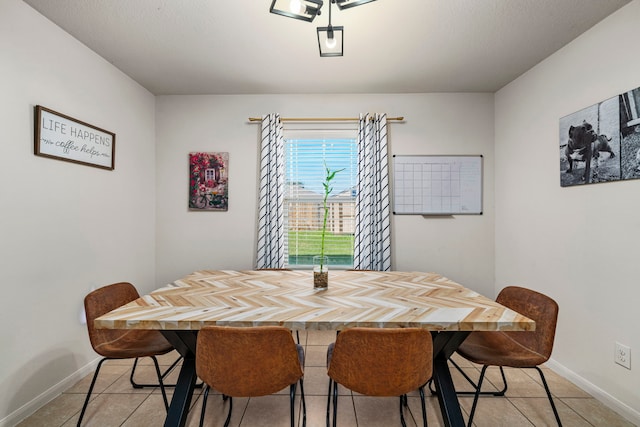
top-left (23, 0), bottom-right (630, 95)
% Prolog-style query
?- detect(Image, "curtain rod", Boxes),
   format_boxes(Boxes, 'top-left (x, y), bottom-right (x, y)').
top-left (248, 116), bottom-right (404, 122)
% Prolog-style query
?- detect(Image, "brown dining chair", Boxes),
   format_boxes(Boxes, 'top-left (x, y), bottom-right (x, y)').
top-left (196, 325), bottom-right (306, 427)
top-left (453, 286), bottom-right (561, 426)
top-left (326, 327), bottom-right (433, 427)
top-left (79, 282), bottom-right (174, 426)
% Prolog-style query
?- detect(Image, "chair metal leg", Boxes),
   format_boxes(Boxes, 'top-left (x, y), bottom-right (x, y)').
top-left (150, 355), bottom-right (169, 411)
top-left (399, 395), bottom-right (408, 427)
top-left (497, 366), bottom-right (508, 395)
top-left (467, 365), bottom-right (488, 427)
top-left (78, 355), bottom-right (169, 426)
top-left (427, 378), bottom-right (438, 395)
top-left (77, 357), bottom-right (109, 427)
top-left (534, 366), bottom-right (563, 427)
top-left (451, 358), bottom-right (507, 396)
top-left (459, 364), bottom-right (561, 427)
top-left (199, 385), bottom-right (210, 427)
top-left (289, 383), bottom-right (297, 427)
top-left (419, 386), bottom-right (428, 427)
top-left (326, 378), bottom-right (333, 427)
top-left (400, 393), bottom-right (408, 407)
top-left (299, 378), bottom-right (307, 427)
top-left (332, 380), bottom-right (339, 427)
top-left (327, 381), bottom-right (428, 427)
top-left (223, 396), bottom-right (234, 427)
top-left (130, 355), bottom-right (181, 388)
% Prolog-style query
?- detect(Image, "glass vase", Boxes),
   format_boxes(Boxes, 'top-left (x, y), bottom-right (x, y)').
top-left (313, 255), bottom-right (329, 289)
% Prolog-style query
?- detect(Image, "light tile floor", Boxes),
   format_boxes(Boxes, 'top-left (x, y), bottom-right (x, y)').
top-left (17, 331), bottom-right (636, 427)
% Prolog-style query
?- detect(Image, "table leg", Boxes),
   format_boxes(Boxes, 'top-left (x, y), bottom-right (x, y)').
top-left (431, 331), bottom-right (471, 427)
top-left (163, 355), bottom-right (197, 427)
top-left (161, 331), bottom-right (199, 427)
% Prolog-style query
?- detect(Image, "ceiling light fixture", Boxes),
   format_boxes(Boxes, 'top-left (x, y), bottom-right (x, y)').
top-left (317, 0), bottom-right (343, 57)
top-left (269, 0), bottom-right (323, 22)
top-left (269, 0), bottom-right (377, 57)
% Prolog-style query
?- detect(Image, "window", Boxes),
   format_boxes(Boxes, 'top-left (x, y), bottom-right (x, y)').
top-left (204, 168), bottom-right (216, 185)
top-left (258, 113), bottom-right (390, 272)
top-left (284, 132), bottom-right (357, 268)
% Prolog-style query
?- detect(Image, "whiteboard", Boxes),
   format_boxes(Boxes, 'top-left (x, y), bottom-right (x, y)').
top-left (392, 155), bottom-right (483, 215)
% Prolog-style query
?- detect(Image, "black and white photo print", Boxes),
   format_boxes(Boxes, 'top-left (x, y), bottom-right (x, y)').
top-left (560, 95), bottom-right (620, 187)
top-left (619, 87), bottom-right (640, 180)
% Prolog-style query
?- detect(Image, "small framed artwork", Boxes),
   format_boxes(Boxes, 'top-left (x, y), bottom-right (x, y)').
top-left (34, 105), bottom-right (115, 170)
top-left (189, 152), bottom-right (229, 211)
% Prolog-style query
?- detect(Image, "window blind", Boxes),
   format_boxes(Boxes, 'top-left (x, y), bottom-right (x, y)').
top-left (284, 138), bottom-right (357, 267)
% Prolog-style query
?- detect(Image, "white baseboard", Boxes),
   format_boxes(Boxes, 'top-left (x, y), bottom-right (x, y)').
top-left (546, 358), bottom-right (640, 426)
top-left (0, 358), bottom-right (99, 427)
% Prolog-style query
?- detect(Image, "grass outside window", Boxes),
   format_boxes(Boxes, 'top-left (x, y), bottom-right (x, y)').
top-left (288, 231), bottom-right (354, 267)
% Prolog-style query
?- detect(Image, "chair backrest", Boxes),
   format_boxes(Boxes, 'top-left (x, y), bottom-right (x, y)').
top-left (84, 282), bottom-right (140, 355)
top-left (497, 286), bottom-right (559, 361)
top-left (327, 327), bottom-right (432, 397)
top-left (196, 326), bottom-right (303, 397)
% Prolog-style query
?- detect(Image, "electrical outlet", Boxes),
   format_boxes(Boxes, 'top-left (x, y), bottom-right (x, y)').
top-left (615, 342), bottom-right (631, 370)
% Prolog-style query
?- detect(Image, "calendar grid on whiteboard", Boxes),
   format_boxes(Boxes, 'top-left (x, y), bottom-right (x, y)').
top-left (392, 155), bottom-right (482, 215)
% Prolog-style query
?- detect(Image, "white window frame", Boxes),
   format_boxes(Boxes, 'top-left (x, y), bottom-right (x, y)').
top-left (283, 126), bottom-right (358, 269)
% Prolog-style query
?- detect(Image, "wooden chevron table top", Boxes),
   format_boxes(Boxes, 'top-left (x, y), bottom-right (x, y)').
top-left (95, 270), bottom-right (535, 332)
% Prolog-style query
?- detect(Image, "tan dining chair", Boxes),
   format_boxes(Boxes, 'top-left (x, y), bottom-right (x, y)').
top-left (196, 325), bottom-right (306, 427)
top-left (453, 286), bottom-right (561, 426)
top-left (326, 327), bottom-right (433, 427)
top-left (79, 282), bottom-right (174, 426)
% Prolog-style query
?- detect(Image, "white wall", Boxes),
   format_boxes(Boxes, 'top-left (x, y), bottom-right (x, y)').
top-left (495, 1), bottom-right (640, 423)
top-left (155, 93), bottom-right (496, 296)
top-left (0, 1), bottom-right (156, 424)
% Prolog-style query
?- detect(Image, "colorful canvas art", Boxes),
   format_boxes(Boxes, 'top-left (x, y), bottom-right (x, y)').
top-left (189, 152), bottom-right (228, 211)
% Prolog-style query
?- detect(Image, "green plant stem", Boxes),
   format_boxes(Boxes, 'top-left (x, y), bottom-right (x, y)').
top-left (319, 191), bottom-right (329, 270)
top-left (319, 164), bottom-right (344, 272)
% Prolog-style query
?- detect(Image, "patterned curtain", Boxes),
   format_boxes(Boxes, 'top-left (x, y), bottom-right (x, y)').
top-left (256, 114), bottom-right (286, 269)
top-left (353, 113), bottom-right (392, 271)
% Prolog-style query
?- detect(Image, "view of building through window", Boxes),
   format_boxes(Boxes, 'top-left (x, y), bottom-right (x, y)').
top-left (284, 137), bottom-right (357, 268)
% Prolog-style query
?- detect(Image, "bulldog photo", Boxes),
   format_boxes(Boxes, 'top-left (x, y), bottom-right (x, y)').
top-left (560, 96), bottom-right (621, 187)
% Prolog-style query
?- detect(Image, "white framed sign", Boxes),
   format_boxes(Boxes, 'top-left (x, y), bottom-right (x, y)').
top-left (34, 105), bottom-right (115, 170)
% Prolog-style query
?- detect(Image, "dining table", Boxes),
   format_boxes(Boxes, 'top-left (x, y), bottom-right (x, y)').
top-left (94, 269), bottom-right (535, 427)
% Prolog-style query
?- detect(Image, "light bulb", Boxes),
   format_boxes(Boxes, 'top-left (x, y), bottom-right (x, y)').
top-left (290, 0), bottom-right (302, 14)
top-left (325, 36), bottom-right (337, 49)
